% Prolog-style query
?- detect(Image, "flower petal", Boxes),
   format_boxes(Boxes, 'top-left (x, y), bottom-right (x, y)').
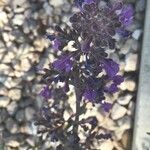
top-left (102, 59), bottom-right (119, 78)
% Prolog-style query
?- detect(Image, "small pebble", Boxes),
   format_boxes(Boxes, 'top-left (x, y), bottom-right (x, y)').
top-left (117, 115), bottom-right (132, 130)
top-left (8, 89), bottom-right (21, 101)
top-left (117, 94), bottom-right (133, 105)
top-left (125, 53), bottom-right (138, 72)
top-left (12, 14), bottom-right (25, 26)
top-left (132, 29), bottom-right (142, 40)
top-left (25, 107), bottom-right (36, 121)
top-left (111, 103), bottom-right (127, 120)
top-left (15, 109), bottom-right (25, 122)
top-left (5, 118), bottom-right (19, 134)
top-left (7, 101), bottom-right (18, 115)
top-left (0, 96), bottom-right (10, 107)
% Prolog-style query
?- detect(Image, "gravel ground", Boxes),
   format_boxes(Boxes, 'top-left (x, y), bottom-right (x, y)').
top-left (0, 0), bottom-right (145, 149)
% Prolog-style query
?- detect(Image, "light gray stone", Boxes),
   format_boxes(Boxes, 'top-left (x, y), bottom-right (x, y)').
top-left (22, 71), bottom-right (35, 81)
top-left (6, 140), bottom-right (20, 148)
top-left (120, 79), bottom-right (136, 92)
top-left (0, 64), bottom-right (12, 75)
top-left (0, 109), bottom-right (8, 123)
top-left (7, 101), bottom-right (18, 115)
top-left (33, 38), bottom-right (46, 52)
top-left (132, 29), bottom-right (142, 40)
top-left (5, 118), bottom-right (19, 134)
top-left (19, 99), bottom-right (32, 108)
top-left (0, 86), bottom-right (8, 96)
top-left (4, 77), bottom-right (22, 89)
top-left (136, 0), bottom-right (146, 12)
top-left (0, 96), bottom-right (10, 107)
top-left (99, 141), bottom-right (114, 150)
top-left (20, 122), bottom-right (37, 135)
top-left (50, 0), bottom-right (64, 7)
top-left (125, 53), bottom-right (138, 72)
top-left (131, 39), bottom-right (140, 52)
top-left (0, 75), bottom-right (7, 83)
top-left (11, 0), bottom-right (26, 7)
top-left (127, 101), bottom-right (135, 116)
top-left (117, 94), bottom-right (133, 105)
top-left (117, 115), bottom-right (132, 130)
top-left (2, 51), bottom-right (15, 63)
top-left (114, 129), bottom-right (125, 141)
top-left (8, 88), bottom-right (21, 101)
top-left (43, 2), bottom-right (53, 15)
top-left (2, 32), bottom-right (9, 42)
top-left (25, 107), bottom-right (36, 121)
top-left (111, 103), bottom-right (127, 120)
top-left (11, 30), bottom-right (25, 43)
top-left (12, 14), bottom-right (25, 26)
top-left (20, 58), bottom-right (31, 72)
top-left (14, 7), bottom-right (25, 13)
top-left (15, 109), bottom-right (25, 122)
top-left (0, 11), bottom-right (8, 28)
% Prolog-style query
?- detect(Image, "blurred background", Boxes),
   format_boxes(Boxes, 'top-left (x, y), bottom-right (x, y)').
top-left (0, 0), bottom-right (145, 149)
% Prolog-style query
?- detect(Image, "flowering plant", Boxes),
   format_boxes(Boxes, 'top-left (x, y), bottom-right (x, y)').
top-left (36, 0), bottom-right (133, 149)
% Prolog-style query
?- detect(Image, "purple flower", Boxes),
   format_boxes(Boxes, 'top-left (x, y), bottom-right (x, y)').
top-left (101, 59), bottom-right (119, 78)
top-left (119, 5), bottom-right (134, 26)
top-left (84, 0), bottom-right (95, 4)
top-left (53, 55), bottom-right (73, 73)
top-left (41, 106), bottom-right (51, 120)
top-left (81, 37), bottom-right (92, 53)
top-left (63, 82), bottom-right (70, 92)
top-left (104, 83), bottom-right (118, 93)
top-left (51, 131), bottom-right (58, 142)
top-left (101, 101), bottom-right (113, 112)
top-left (116, 28), bottom-right (131, 38)
top-left (45, 33), bottom-right (55, 41)
top-left (113, 75), bottom-right (124, 85)
top-left (83, 88), bottom-right (97, 101)
top-left (74, 0), bottom-right (84, 7)
top-left (40, 86), bottom-right (52, 99)
top-left (74, 0), bottom-right (95, 9)
top-left (89, 117), bottom-right (98, 126)
top-left (104, 75), bottom-right (124, 94)
top-left (52, 38), bottom-right (62, 50)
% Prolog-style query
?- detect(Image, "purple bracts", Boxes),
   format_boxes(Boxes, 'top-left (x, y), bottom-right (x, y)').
top-left (53, 55), bottom-right (73, 73)
top-left (52, 38), bottom-right (62, 50)
top-left (101, 59), bottom-right (119, 78)
top-left (40, 86), bottom-right (52, 99)
top-left (119, 5), bottom-right (134, 26)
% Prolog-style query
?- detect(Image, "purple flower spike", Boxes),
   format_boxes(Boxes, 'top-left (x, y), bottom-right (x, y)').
top-left (52, 38), bottom-right (62, 50)
top-left (104, 75), bottom-right (123, 94)
top-left (113, 75), bottom-right (124, 85)
top-left (116, 28), bottom-right (131, 38)
top-left (53, 55), bottom-right (73, 73)
top-left (104, 83), bottom-right (118, 93)
top-left (101, 101), bottom-right (113, 112)
top-left (40, 86), bottom-right (52, 99)
top-left (119, 4), bottom-right (134, 26)
top-left (101, 59), bottom-right (119, 78)
top-left (74, 0), bottom-right (95, 9)
top-left (84, 0), bottom-right (95, 4)
top-left (45, 33), bottom-right (55, 41)
top-left (84, 88), bottom-right (97, 101)
top-left (81, 37), bottom-right (92, 53)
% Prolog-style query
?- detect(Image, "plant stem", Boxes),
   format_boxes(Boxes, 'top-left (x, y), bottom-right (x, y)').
top-left (74, 88), bottom-right (82, 133)
top-left (72, 67), bottom-right (82, 150)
